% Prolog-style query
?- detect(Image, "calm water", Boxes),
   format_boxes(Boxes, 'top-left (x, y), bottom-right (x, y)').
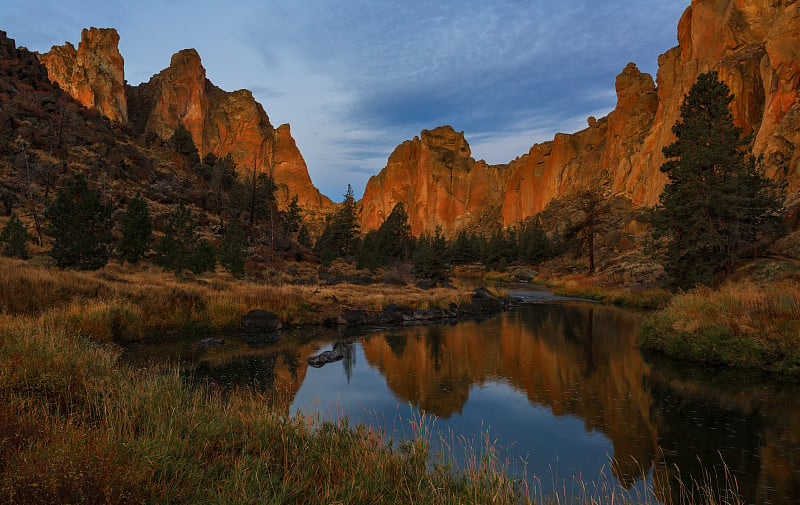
top-left (123, 291), bottom-right (800, 504)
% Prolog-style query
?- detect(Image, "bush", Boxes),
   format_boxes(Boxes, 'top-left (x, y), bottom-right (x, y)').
top-left (0, 214), bottom-right (29, 259)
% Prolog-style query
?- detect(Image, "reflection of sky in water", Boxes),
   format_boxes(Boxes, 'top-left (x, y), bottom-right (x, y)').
top-left (290, 343), bottom-right (642, 497)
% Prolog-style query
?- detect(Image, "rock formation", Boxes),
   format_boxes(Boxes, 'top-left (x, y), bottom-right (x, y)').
top-left (125, 48), bottom-right (334, 226)
top-left (39, 27), bottom-right (127, 123)
top-left (360, 126), bottom-right (508, 236)
top-left (40, 30), bottom-right (333, 228)
top-left (362, 0), bottom-right (800, 235)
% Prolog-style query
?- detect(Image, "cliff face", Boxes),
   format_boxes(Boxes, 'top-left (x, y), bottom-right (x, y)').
top-left (40, 31), bottom-right (333, 225)
top-left (126, 48), bottom-right (334, 223)
top-left (360, 126), bottom-right (508, 236)
top-left (363, 0), bottom-right (800, 234)
top-left (39, 27), bottom-right (127, 123)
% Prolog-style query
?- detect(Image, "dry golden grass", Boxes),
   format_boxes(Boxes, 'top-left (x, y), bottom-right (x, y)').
top-left (0, 257), bottom-right (472, 342)
top-left (544, 274), bottom-right (672, 310)
top-left (642, 276), bottom-right (800, 374)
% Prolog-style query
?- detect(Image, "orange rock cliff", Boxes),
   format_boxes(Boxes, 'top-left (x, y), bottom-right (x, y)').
top-left (40, 31), bottom-right (333, 229)
top-left (36, 0), bottom-right (800, 237)
top-left (362, 0), bottom-right (800, 235)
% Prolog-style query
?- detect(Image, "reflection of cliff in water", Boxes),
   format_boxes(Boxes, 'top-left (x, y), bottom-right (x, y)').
top-left (361, 303), bottom-right (658, 483)
top-left (646, 360), bottom-right (800, 505)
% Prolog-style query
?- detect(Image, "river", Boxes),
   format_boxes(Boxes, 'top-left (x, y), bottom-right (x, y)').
top-left (122, 288), bottom-right (800, 504)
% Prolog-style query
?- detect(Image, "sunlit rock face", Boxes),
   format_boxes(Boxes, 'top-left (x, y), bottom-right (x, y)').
top-left (126, 48), bottom-right (334, 223)
top-left (40, 27), bottom-right (127, 123)
top-left (40, 30), bottom-right (333, 226)
top-left (360, 126), bottom-right (509, 237)
top-left (362, 0), bottom-right (800, 234)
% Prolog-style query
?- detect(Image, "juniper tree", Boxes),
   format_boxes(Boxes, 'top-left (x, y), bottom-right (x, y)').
top-left (117, 193), bottom-right (152, 264)
top-left (156, 203), bottom-right (216, 274)
top-left (413, 228), bottom-right (451, 283)
top-left (219, 220), bottom-right (247, 278)
top-left (315, 184), bottom-right (360, 263)
top-left (650, 72), bottom-right (784, 289)
top-left (45, 174), bottom-right (113, 270)
top-left (0, 213), bottom-right (29, 259)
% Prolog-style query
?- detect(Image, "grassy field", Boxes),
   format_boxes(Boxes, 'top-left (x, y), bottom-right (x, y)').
top-left (0, 258), bottom-right (472, 344)
top-left (641, 263), bottom-right (800, 375)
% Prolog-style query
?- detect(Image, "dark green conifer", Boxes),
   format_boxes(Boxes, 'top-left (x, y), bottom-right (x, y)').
top-left (45, 174), bottom-right (113, 270)
top-left (117, 193), bottom-right (152, 264)
top-left (219, 220), bottom-right (247, 278)
top-left (156, 203), bottom-right (216, 274)
top-left (170, 123), bottom-right (201, 170)
top-left (413, 228), bottom-right (451, 283)
top-left (0, 213), bottom-right (29, 259)
top-left (651, 72), bottom-right (784, 288)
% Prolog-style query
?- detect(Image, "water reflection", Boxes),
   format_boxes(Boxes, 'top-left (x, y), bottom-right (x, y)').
top-left (122, 302), bottom-right (800, 504)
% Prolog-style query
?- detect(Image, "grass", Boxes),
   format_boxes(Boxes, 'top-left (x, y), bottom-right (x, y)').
top-left (545, 276), bottom-right (672, 310)
top-left (641, 277), bottom-right (800, 374)
top-left (0, 256), bottom-right (753, 503)
top-left (0, 317), bottom-right (525, 504)
top-left (0, 258), bottom-right (472, 343)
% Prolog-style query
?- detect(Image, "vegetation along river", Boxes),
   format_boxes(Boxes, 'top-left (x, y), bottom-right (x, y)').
top-left (123, 289), bottom-right (800, 504)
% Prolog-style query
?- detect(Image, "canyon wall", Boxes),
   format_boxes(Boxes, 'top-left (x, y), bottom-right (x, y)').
top-left (362, 0), bottom-right (800, 235)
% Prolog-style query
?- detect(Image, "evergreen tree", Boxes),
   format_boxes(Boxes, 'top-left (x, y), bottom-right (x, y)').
top-left (209, 154), bottom-right (237, 215)
top-left (219, 220), bottom-right (247, 278)
top-left (236, 165), bottom-right (276, 227)
top-left (518, 218), bottom-right (552, 265)
top-left (45, 174), bottom-right (113, 270)
top-left (0, 213), bottom-right (29, 259)
top-left (283, 195), bottom-right (302, 236)
top-left (413, 228), bottom-right (451, 283)
top-left (170, 123), bottom-right (201, 171)
top-left (563, 187), bottom-right (612, 274)
top-left (375, 202), bottom-right (413, 263)
top-left (297, 224), bottom-right (312, 249)
top-left (156, 203), bottom-right (216, 274)
top-left (356, 230), bottom-right (381, 271)
top-left (315, 184), bottom-right (361, 262)
top-left (651, 72), bottom-right (784, 288)
top-left (117, 193), bottom-right (153, 264)
top-left (449, 230), bottom-right (481, 265)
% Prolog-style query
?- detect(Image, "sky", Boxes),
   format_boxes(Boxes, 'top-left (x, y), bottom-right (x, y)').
top-left (2, 1), bottom-right (688, 201)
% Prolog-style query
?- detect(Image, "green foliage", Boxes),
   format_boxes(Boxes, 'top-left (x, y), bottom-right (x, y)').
top-left (235, 166), bottom-right (276, 227)
top-left (357, 202), bottom-right (414, 270)
top-left (282, 195), bottom-right (302, 236)
top-left (297, 224), bottom-right (312, 249)
top-left (517, 218), bottom-right (553, 265)
top-left (208, 154), bottom-right (237, 214)
top-left (482, 228), bottom-right (517, 270)
top-left (650, 72), bottom-right (784, 289)
top-left (448, 230), bottom-right (481, 265)
top-left (45, 174), bottom-right (113, 270)
top-left (219, 220), bottom-right (247, 278)
top-left (155, 203), bottom-right (216, 274)
top-left (315, 184), bottom-right (361, 263)
top-left (413, 228), bottom-right (451, 283)
top-left (0, 213), bottom-right (29, 259)
top-left (170, 123), bottom-right (201, 171)
top-left (116, 193), bottom-right (152, 264)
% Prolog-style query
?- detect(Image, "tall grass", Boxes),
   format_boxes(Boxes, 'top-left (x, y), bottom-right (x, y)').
top-left (0, 258), bottom-right (471, 342)
top-left (642, 279), bottom-right (800, 374)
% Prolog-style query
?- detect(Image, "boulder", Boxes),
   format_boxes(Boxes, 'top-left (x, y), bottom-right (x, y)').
top-left (307, 348), bottom-right (344, 368)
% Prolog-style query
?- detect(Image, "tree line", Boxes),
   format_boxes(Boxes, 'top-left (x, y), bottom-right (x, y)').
top-left (0, 72), bottom-right (787, 290)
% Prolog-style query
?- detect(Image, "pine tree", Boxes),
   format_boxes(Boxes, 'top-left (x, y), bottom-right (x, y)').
top-left (563, 187), bottom-right (612, 274)
top-left (518, 218), bottom-right (552, 265)
top-left (170, 123), bottom-right (201, 171)
top-left (651, 71), bottom-right (784, 288)
top-left (297, 224), bottom-right (312, 249)
top-left (117, 193), bottom-right (152, 264)
top-left (45, 174), bottom-right (113, 270)
top-left (315, 184), bottom-right (361, 262)
top-left (219, 220), bottom-right (247, 278)
top-left (413, 228), bottom-right (451, 283)
top-left (156, 203), bottom-right (216, 274)
top-left (0, 213), bottom-right (29, 259)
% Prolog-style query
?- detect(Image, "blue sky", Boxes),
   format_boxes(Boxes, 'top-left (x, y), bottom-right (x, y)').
top-left (2, 1), bottom-right (687, 201)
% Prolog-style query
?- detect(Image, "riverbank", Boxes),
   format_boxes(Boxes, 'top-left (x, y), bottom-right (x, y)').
top-left (641, 264), bottom-right (800, 375)
top-left (0, 258), bottom-right (478, 344)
